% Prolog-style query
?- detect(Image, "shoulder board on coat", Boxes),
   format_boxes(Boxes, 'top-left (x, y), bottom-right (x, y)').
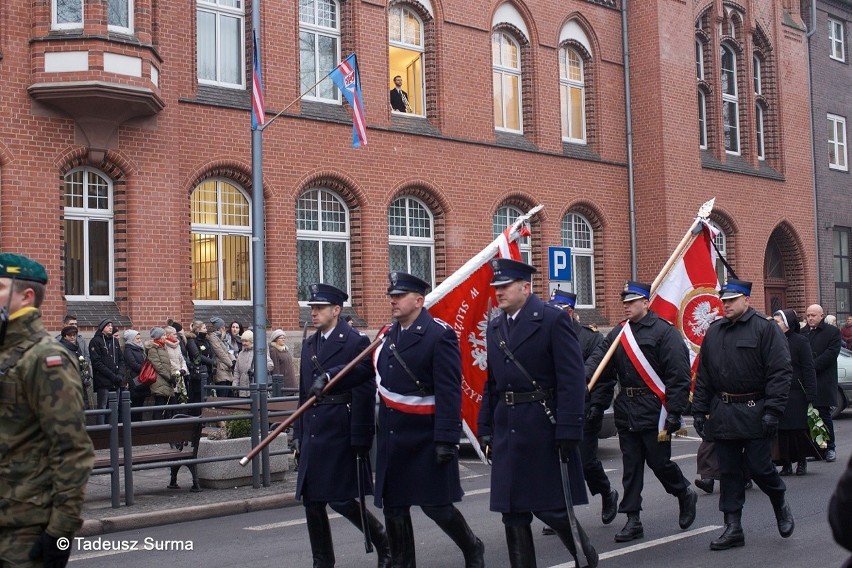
top-left (433, 317), bottom-right (451, 330)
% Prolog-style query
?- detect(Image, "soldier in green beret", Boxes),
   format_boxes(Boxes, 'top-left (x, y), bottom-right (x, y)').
top-left (0, 253), bottom-right (95, 567)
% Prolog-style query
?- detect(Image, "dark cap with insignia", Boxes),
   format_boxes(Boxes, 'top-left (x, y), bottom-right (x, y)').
top-left (307, 283), bottom-right (349, 306)
top-left (387, 272), bottom-right (430, 296)
top-left (489, 258), bottom-right (537, 286)
top-left (621, 280), bottom-right (651, 302)
top-left (719, 278), bottom-right (752, 300)
top-left (0, 253), bottom-right (48, 284)
top-left (548, 289), bottom-right (576, 309)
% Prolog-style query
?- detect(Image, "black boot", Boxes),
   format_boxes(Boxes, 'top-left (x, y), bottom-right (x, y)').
top-left (505, 525), bottom-right (537, 568)
top-left (601, 487), bottom-right (619, 525)
top-left (553, 519), bottom-right (599, 568)
top-left (796, 460), bottom-right (807, 476)
top-left (677, 487), bottom-right (698, 529)
top-left (168, 466), bottom-right (180, 489)
top-left (710, 511), bottom-right (744, 550)
top-left (433, 507), bottom-right (485, 568)
top-left (335, 501), bottom-right (391, 568)
top-left (305, 506), bottom-right (335, 568)
top-left (694, 478), bottom-right (714, 494)
top-left (385, 515), bottom-right (416, 568)
top-left (779, 461), bottom-right (793, 476)
top-left (614, 513), bottom-right (643, 542)
top-left (772, 498), bottom-right (795, 538)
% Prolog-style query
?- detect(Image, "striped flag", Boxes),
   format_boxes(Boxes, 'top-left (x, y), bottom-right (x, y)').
top-left (329, 54), bottom-right (368, 148)
top-left (251, 30), bottom-right (265, 130)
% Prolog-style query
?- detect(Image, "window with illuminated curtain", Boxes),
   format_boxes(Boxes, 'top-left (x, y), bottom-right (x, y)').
top-left (296, 189), bottom-right (350, 302)
top-left (492, 31), bottom-right (522, 133)
top-left (63, 168), bottom-right (114, 300)
top-left (191, 180), bottom-right (252, 302)
top-left (197, 0), bottom-right (245, 88)
top-left (560, 213), bottom-right (595, 307)
top-left (300, 0), bottom-right (340, 102)
top-left (388, 5), bottom-right (425, 116)
top-left (559, 46), bottom-right (585, 143)
top-left (389, 197), bottom-right (434, 287)
top-left (493, 206), bottom-right (530, 264)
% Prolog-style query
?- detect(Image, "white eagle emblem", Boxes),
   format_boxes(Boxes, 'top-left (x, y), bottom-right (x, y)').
top-left (469, 307), bottom-right (502, 370)
top-left (688, 300), bottom-right (720, 338)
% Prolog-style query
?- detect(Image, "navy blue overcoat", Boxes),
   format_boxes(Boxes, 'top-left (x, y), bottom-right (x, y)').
top-left (478, 294), bottom-right (588, 512)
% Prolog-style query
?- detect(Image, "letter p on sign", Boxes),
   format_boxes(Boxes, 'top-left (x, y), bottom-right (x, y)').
top-left (548, 246), bottom-right (572, 281)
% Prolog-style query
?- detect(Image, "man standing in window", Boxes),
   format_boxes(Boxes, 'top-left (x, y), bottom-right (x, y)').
top-left (389, 75), bottom-right (411, 113)
top-left (803, 304), bottom-right (842, 462)
top-left (294, 283), bottom-right (390, 568)
top-left (375, 272), bottom-right (484, 568)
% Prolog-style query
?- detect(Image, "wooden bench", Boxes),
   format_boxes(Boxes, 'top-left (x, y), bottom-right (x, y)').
top-left (201, 397), bottom-right (299, 424)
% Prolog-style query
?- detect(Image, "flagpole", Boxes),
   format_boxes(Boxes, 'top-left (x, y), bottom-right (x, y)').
top-left (587, 198), bottom-right (715, 392)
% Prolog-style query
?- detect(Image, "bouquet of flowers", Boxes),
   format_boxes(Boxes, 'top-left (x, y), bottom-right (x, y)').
top-left (78, 356), bottom-right (92, 387)
top-left (808, 403), bottom-right (830, 449)
top-left (172, 371), bottom-right (189, 404)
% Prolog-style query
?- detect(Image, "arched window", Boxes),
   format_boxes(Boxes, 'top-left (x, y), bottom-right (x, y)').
top-left (492, 31), bottom-right (522, 133)
top-left (388, 5), bottom-right (425, 116)
top-left (561, 213), bottom-right (595, 307)
top-left (721, 45), bottom-right (739, 154)
top-left (300, 0), bottom-right (340, 102)
top-left (697, 40), bottom-right (707, 149)
top-left (191, 179), bottom-right (252, 302)
top-left (754, 55), bottom-right (764, 160)
top-left (493, 206), bottom-right (530, 264)
top-left (389, 196), bottom-right (434, 287)
top-left (559, 46), bottom-right (585, 143)
top-left (63, 168), bottom-right (114, 299)
top-left (296, 188), bottom-right (350, 301)
top-left (709, 221), bottom-right (728, 284)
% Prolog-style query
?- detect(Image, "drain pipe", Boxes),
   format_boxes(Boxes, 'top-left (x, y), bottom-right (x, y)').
top-left (805, 0), bottom-right (821, 304)
top-left (622, 0), bottom-right (638, 279)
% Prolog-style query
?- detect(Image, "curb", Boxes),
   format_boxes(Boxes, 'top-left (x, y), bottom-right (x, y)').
top-left (79, 493), bottom-right (300, 537)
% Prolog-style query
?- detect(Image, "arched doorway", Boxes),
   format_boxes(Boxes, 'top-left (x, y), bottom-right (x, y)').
top-left (764, 238), bottom-right (786, 314)
top-left (763, 222), bottom-right (807, 315)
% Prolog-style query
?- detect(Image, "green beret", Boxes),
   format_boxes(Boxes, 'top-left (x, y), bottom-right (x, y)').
top-left (0, 253), bottom-right (48, 284)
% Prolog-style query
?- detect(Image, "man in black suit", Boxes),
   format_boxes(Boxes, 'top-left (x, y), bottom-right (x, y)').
top-left (803, 304), bottom-right (842, 462)
top-left (389, 75), bottom-right (411, 112)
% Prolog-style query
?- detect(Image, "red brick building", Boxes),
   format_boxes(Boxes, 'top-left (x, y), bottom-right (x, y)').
top-left (0, 0), bottom-right (816, 333)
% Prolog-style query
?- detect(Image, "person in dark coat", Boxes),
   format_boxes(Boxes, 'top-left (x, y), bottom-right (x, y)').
top-left (773, 309), bottom-right (818, 476)
top-left (544, 289), bottom-right (618, 529)
top-left (585, 281), bottom-right (697, 543)
top-left (89, 318), bottom-right (124, 425)
top-left (478, 261), bottom-right (598, 567)
top-left (293, 283), bottom-right (390, 568)
top-left (375, 272), bottom-right (484, 568)
top-left (186, 321), bottom-right (215, 411)
top-left (829, 454), bottom-right (852, 567)
top-left (803, 304), bottom-right (841, 462)
top-left (122, 329), bottom-right (148, 418)
top-left (693, 279), bottom-right (794, 550)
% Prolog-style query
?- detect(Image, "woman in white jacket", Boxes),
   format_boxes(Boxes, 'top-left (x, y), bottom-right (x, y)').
top-left (233, 329), bottom-right (273, 397)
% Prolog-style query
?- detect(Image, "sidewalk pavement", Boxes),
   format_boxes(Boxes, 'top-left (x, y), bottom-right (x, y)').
top-left (79, 450), bottom-right (300, 537)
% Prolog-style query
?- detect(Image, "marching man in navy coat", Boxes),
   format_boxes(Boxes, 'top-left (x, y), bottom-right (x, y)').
top-left (294, 283), bottom-right (390, 567)
top-left (374, 272), bottom-right (484, 568)
top-left (477, 259), bottom-right (598, 567)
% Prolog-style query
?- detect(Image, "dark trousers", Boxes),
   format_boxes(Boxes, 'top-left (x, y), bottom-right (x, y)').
top-left (502, 509), bottom-right (570, 528)
top-left (581, 422), bottom-right (611, 496)
top-left (384, 504), bottom-right (454, 524)
top-left (129, 384), bottom-right (150, 421)
top-left (618, 429), bottom-right (689, 513)
top-left (716, 438), bottom-right (786, 513)
top-left (95, 387), bottom-right (111, 425)
top-left (817, 406), bottom-right (836, 451)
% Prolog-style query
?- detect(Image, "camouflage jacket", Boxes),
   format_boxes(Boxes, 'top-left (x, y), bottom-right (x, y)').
top-left (0, 308), bottom-right (94, 537)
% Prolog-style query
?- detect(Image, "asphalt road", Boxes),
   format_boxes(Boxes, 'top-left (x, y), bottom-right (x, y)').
top-left (71, 413), bottom-right (852, 567)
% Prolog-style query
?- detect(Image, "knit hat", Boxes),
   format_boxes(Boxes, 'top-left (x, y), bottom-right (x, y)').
top-left (123, 329), bottom-right (140, 343)
top-left (270, 329), bottom-right (286, 343)
top-left (167, 319), bottom-right (183, 333)
top-left (150, 327), bottom-right (165, 340)
top-left (209, 317), bottom-right (225, 330)
top-left (241, 330), bottom-right (254, 343)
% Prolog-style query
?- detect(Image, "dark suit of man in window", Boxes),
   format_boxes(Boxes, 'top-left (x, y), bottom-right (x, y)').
top-left (389, 75), bottom-right (411, 112)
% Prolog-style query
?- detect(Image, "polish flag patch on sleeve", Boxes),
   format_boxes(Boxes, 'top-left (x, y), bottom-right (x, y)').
top-left (45, 355), bottom-right (64, 367)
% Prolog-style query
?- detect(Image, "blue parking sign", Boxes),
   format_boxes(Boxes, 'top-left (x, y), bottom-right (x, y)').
top-left (548, 247), bottom-right (572, 281)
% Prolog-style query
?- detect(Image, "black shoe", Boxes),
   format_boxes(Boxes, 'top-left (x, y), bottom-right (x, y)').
top-left (542, 526), bottom-right (556, 535)
top-left (796, 460), bottom-right (807, 476)
top-left (678, 488), bottom-right (698, 529)
top-left (710, 512), bottom-right (744, 550)
top-left (779, 463), bottom-right (793, 476)
top-left (614, 514), bottom-right (644, 542)
top-left (167, 482), bottom-right (180, 489)
top-left (744, 480), bottom-right (753, 490)
top-left (694, 478), bottom-right (714, 494)
top-left (772, 500), bottom-right (795, 538)
top-left (825, 449), bottom-right (837, 462)
top-left (601, 488), bottom-right (619, 525)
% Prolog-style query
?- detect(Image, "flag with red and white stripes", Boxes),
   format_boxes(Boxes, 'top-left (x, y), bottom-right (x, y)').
top-left (329, 54), bottom-right (368, 148)
top-left (251, 30), bottom-right (265, 130)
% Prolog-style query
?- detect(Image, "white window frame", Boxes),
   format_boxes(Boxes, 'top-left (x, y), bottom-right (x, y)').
top-left (829, 17), bottom-right (846, 62)
top-left (296, 188), bottom-right (351, 304)
top-left (829, 114), bottom-right (849, 171)
top-left (388, 196), bottom-right (435, 288)
top-left (52, 0), bottom-right (83, 30)
top-left (493, 206), bottom-right (531, 265)
top-left (698, 90), bottom-right (707, 149)
top-left (721, 45), bottom-right (740, 155)
top-left (63, 168), bottom-right (115, 301)
top-left (299, 0), bottom-right (341, 103)
top-left (191, 179), bottom-right (253, 304)
top-left (756, 105), bottom-right (765, 160)
top-left (492, 31), bottom-right (523, 134)
top-left (696, 40), bottom-right (704, 80)
top-left (709, 221), bottom-right (728, 284)
top-left (560, 212), bottom-right (596, 308)
top-left (108, 0), bottom-right (134, 34)
top-left (388, 5), bottom-right (425, 117)
top-left (197, 0), bottom-right (246, 89)
top-left (559, 46), bottom-right (586, 144)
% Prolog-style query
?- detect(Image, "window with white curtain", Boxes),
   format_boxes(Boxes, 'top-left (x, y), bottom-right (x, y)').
top-left (389, 196), bottom-right (434, 287)
top-left (197, 0), bottom-right (245, 88)
top-left (296, 189), bottom-right (350, 302)
top-left (492, 31), bottom-right (522, 133)
top-left (561, 213), bottom-right (595, 307)
top-left (63, 169), bottom-right (114, 299)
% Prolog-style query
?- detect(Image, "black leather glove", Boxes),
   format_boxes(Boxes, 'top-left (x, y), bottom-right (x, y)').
top-left (586, 405), bottom-right (604, 428)
top-left (693, 414), bottom-right (707, 439)
top-left (353, 445), bottom-right (370, 458)
top-left (435, 442), bottom-right (458, 465)
top-left (557, 439), bottom-right (578, 462)
top-left (478, 435), bottom-right (492, 461)
top-left (762, 413), bottom-right (779, 438)
top-left (28, 531), bottom-right (71, 568)
top-left (665, 413), bottom-right (682, 435)
top-left (308, 372), bottom-right (330, 399)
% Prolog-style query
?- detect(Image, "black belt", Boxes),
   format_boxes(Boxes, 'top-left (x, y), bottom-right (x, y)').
top-left (314, 392), bottom-right (352, 405)
top-left (624, 386), bottom-right (652, 397)
top-left (719, 391), bottom-right (763, 404)
top-left (502, 389), bottom-right (553, 406)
